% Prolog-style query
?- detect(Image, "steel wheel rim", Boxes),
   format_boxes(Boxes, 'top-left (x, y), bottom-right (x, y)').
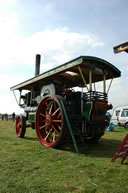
top-left (16, 116), bottom-right (22, 137)
top-left (36, 96), bottom-right (63, 146)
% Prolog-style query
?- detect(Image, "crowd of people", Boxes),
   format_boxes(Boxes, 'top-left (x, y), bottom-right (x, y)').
top-left (1, 112), bottom-right (16, 122)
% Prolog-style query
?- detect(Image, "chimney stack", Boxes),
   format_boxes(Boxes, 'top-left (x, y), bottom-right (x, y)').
top-left (35, 54), bottom-right (41, 76)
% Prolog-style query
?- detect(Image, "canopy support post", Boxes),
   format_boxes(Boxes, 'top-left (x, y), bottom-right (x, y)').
top-left (103, 74), bottom-right (106, 93)
top-left (13, 90), bottom-right (19, 105)
top-left (89, 70), bottom-right (92, 91)
top-left (78, 65), bottom-right (89, 91)
top-left (19, 90), bottom-right (22, 105)
top-left (107, 78), bottom-right (113, 94)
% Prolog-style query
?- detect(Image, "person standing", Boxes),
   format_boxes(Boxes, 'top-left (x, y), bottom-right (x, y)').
top-left (12, 112), bottom-right (15, 122)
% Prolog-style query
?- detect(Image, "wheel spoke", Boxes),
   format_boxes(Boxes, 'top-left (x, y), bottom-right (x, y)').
top-left (45, 101), bottom-right (50, 110)
top-left (52, 107), bottom-right (60, 117)
top-left (45, 126), bottom-right (49, 132)
top-left (40, 126), bottom-right (48, 135)
top-left (52, 131), bottom-right (56, 142)
top-left (51, 125), bottom-right (59, 135)
top-left (40, 124), bottom-right (48, 129)
top-left (57, 124), bottom-right (61, 131)
top-left (49, 103), bottom-right (53, 114)
top-left (53, 120), bottom-right (62, 123)
top-left (44, 129), bottom-right (52, 141)
top-left (40, 113), bottom-right (46, 117)
top-left (57, 112), bottom-right (61, 119)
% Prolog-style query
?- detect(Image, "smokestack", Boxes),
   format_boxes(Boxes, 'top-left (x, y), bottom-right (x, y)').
top-left (35, 54), bottom-right (41, 76)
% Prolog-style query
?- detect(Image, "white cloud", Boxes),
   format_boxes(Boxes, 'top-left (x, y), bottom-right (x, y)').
top-left (1, 27), bottom-right (104, 68)
top-left (0, 24), bottom-right (124, 114)
top-left (0, 16), bottom-right (105, 113)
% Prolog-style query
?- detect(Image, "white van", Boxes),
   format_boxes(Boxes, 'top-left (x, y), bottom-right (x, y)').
top-left (118, 108), bottom-right (128, 129)
top-left (110, 105), bottom-right (128, 126)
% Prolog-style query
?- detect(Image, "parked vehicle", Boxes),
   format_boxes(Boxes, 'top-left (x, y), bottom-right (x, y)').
top-left (110, 105), bottom-right (128, 126)
top-left (118, 108), bottom-right (128, 129)
top-left (110, 106), bottom-right (123, 125)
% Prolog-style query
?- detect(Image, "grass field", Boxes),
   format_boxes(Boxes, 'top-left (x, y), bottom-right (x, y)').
top-left (0, 120), bottom-right (128, 193)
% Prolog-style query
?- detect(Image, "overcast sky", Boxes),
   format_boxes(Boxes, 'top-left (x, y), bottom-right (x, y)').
top-left (1, 0), bottom-right (128, 114)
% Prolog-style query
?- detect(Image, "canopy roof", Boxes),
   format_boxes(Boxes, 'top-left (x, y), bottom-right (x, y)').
top-left (10, 56), bottom-right (121, 91)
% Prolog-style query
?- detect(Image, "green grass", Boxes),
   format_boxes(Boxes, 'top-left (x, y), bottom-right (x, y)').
top-left (0, 120), bottom-right (128, 193)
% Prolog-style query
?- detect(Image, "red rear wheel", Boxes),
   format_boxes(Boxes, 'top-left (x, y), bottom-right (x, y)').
top-left (16, 115), bottom-right (26, 138)
top-left (36, 95), bottom-right (68, 148)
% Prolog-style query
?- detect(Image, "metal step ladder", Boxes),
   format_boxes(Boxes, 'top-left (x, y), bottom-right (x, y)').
top-left (111, 134), bottom-right (128, 164)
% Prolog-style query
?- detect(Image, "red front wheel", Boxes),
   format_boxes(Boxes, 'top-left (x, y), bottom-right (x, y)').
top-left (16, 115), bottom-right (26, 138)
top-left (36, 95), bottom-right (68, 148)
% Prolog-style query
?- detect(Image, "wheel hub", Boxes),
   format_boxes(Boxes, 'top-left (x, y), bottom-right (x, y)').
top-left (46, 114), bottom-right (52, 125)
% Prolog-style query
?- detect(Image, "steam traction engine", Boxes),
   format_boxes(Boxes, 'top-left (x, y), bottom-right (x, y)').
top-left (10, 55), bottom-right (121, 148)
